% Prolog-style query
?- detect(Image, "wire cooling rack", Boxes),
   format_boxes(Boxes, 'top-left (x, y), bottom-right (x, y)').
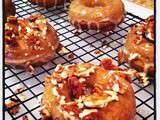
top-left (4, 0), bottom-right (155, 120)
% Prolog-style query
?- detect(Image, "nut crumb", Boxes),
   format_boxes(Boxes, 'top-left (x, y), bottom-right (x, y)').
top-left (22, 115), bottom-right (28, 120)
top-left (5, 101), bottom-right (20, 115)
top-left (59, 47), bottom-right (69, 54)
top-left (94, 50), bottom-right (103, 55)
top-left (68, 53), bottom-right (74, 59)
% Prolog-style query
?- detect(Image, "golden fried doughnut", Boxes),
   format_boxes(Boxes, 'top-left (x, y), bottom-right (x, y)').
top-left (5, 14), bottom-right (59, 71)
top-left (30, 0), bottom-right (70, 8)
top-left (118, 15), bottom-right (154, 85)
top-left (68, 0), bottom-right (125, 31)
top-left (41, 58), bottom-right (136, 120)
top-left (5, 0), bottom-right (15, 22)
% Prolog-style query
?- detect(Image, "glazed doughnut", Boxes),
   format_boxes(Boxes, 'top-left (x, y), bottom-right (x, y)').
top-left (5, 0), bottom-right (15, 22)
top-left (41, 58), bottom-right (136, 120)
top-left (118, 15), bottom-right (154, 85)
top-left (30, 0), bottom-right (70, 8)
top-left (68, 0), bottom-right (125, 31)
top-left (5, 14), bottom-right (59, 71)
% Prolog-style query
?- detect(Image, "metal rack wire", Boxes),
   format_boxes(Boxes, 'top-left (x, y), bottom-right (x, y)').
top-left (4, 0), bottom-right (155, 120)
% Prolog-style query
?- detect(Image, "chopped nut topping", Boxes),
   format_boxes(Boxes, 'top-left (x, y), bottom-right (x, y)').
top-left (146, 32), bottom-right (153, 41)
top-left (134, 15), bottom-right (154, 43)
top-left (79, 109), bottom-right (97, 119)
top-left (41, 108), bottom-right (51, 119)
top-left (128, 53), bottom-right (141, 61)
top-left (75, 64), bottom-right (96, 77)
top-left (136, 72), bottom-right (150, 86)
top-left (112, 83), bottom-right (120, 92)
top-left (51, 79), bottom-right (57, 85)
top-left (60, 71), bottom-right (68, 79)
top-left (45, 60), bottom-right (133, 119)
top-left (59, 96), bottom-right (66, 105)
top-left (15, 86), bottom-right (27, 102)
top-left (52, 87), bottom-right (59, 97)
top-left (77, 102), bottom-right (84, 109)
top-left (5, 101), bottom-right (20, 115)
top-left (5, 14), bottom-right (48, 50)
top-left (58, 47), bottom-right (70, 54)
top-left (94, 50), bottom-right (103, 55)
top-left (68, 53), bottom-right (75, 59)
top-left (7, 16), bottom-right (17, 23)
top-left (22, 115), bottom-right (28, 120)
top-left (54, 64), bottom-right (64, 72)
top-left (62, 111), bottom-right (76, 120)
top-left (118, 49), bottom-right (125, 64)
top-left (82, 92), bottom-right (118, 108)
top-left (79, 78), bottom-right (86, 83)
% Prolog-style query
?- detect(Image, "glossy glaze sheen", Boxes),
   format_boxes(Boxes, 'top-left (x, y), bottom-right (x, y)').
top-left (68, 0), bottom-right (125, 31)
top-left (5, 16), bottom-right (59, 69)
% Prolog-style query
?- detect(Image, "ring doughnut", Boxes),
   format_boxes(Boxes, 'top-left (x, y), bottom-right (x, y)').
top-left (118, 15), bottom-right (154, 85)
top-left (68, 0), bottom-right (126, 31)
top-left (5, 14), bottom-right (59, 71)
top-left (41, 58), bottom-right (136, 120)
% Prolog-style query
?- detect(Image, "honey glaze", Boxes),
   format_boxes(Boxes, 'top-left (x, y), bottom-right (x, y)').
top-left (82, 0), bottom-right (106, 7)
top-left (5, 14), bottom-right (59, 70)
top-left (70, 19), bottom-right (115, 32)
top-left (69, 10), bottom-right (125, 32)
top-left (5, 14), bottom-right (48, 58)
top-left (69, 0), bottom-right (125, 32)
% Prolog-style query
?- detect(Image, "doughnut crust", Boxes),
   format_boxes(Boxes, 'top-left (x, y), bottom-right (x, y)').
top-left (41, 58), bottom-right (136, 120)
top-left (5, 14), bottom-right (59, 71)
top-left (118, 16), bottom-right (154, 80)
top-left (68, 0), bottom-right (125, 31)
top-left (5, 0), bottom-right (15, 22)
top-left (30, 0), bottom-right (70, 7)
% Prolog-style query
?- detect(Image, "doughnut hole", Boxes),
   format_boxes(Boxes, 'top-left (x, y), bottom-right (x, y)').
top-left (82, 0), bottom-right (106, 7)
